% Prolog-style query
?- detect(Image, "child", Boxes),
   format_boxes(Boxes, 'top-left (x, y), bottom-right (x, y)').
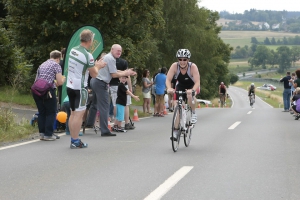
top-left (114, 76), bottom-right (140, 132)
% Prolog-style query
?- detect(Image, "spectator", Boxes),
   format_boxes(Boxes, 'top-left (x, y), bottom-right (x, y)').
top-left (66, 29), bottom-right (106, 148)
top-left (168, 74), bottom-right (177, 112)
top-left (32, 50), bottom-right (65, 141)
top-left (109, 58), bottom-right (135, 130)
top-left (151, 68), bottom-right (161, 107)
top-left (289, 72), bottom-right (296, 96)
top-left (291, 87), bottom-right (300, 116)
top-left (114, 76), bottom-right (140, 132)
top-left (280, 71), bottom-right (291, 112)
top-left (153, 67), bottom-right (167, 116)
top-left (85, 44), bottom-right (136, 137)
top-left (142, 69), bottom-right (153, 114)
top-left (292, 69), bottom-right (300, 89)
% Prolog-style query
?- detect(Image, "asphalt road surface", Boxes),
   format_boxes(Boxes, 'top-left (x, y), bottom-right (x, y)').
top-left (1, 86), bottom-right (300, 200)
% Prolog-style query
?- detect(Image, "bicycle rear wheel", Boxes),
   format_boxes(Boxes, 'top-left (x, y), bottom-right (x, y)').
top-left (184, 107), bottom-right (192, 147)
top-left (171, 106), bottom-right (181, 152)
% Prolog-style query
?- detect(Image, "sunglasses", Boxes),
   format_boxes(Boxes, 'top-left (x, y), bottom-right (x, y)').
top-left (178, 58), bottom-right (187, 61)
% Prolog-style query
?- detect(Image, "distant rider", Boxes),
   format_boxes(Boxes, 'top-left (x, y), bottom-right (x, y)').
top-left (248, 83), bottom-right (256, 102)
top-left (219, 82), bottom-right (227, 106)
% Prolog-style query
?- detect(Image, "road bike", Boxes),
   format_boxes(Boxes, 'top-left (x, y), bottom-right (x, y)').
top-left (219, 93), bottom-right (226, 108)
top-left (170, 91), bottom-right (195, 152)
top-left (250, 93), bottom-right (255, 107)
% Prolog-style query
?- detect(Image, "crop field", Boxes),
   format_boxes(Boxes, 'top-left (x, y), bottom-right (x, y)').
top-left (219, 30), bottom-right (300, 48)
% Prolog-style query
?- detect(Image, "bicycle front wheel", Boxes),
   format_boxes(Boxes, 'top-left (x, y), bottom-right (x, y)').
top-left (184, 107), bottom-right (192, 147)
top-left (171, 106), bottom-right (181, 152)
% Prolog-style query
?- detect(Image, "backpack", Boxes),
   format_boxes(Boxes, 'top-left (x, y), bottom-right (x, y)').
top-left (296, 98), bottom-right (300, 112)
top-left (31, 79), bottom-right (53, 97)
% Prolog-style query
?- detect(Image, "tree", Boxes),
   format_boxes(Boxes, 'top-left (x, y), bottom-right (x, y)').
top-left (0, 22), bottom-right (16, 86)
top-left (290, 46), bottom-right (300, 67)
top-left (276, 46), bottom-right (292, 73)
top-left (264, 37), bottom-right (271, 45)
top-left (4, 0), bottom-right (164, 72)
top-left (251, 37), bottom-right (258, 44)
top-left (229, 73), bottom-right (239, 84)
top-left (271, 37), bottom-right (276, 45)
top-left (250, 45), bottom-right (271, 69)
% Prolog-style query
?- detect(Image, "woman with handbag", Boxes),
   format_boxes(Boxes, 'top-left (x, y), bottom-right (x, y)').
top-left (31, 50), bottom-right (65, 141)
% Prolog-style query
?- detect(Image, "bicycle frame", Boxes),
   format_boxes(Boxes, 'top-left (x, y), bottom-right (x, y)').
top-left (171, 90), bottom-right (195, 152)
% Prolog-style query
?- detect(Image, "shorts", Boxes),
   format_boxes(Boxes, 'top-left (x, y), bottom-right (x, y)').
top-left (116, 104), bottom-right (125, 121)
top-left (168, 93), bottom-right (173, 102)
top-left (110, 86), bottom-right (118, 106)
top-left (67, 87), bottom-right (88, 112)
top-left (143, 91), bottom-right (151, 99)
top-left (110, 85), bottom-right (131, 106)
top-left (155, 94), bottom-right (164, 104)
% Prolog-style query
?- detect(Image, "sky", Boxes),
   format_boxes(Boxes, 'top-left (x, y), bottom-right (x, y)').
top-left (199, 0), bottom-right (299, 14)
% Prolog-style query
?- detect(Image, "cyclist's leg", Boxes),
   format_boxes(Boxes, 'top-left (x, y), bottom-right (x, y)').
top-left (187, 88), bottom-right (197, 124)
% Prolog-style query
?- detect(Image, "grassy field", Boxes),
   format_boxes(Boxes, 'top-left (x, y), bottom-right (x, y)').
top-left (219, 31), bottom-right (300, 49)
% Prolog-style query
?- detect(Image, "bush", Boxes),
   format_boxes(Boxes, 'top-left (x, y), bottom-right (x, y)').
top-left (229, 73), bottom-right (239, 84)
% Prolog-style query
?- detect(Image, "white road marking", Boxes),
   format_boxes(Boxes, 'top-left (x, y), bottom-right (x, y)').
top-left (228, 121), bottom-right (241, 130)
top-left (0, 139), bottom-right (40, 150)
top-left (144, 166), bottom-right (194, 200)
top-left (0, 133), bottom-right (65, 151)
top-left (247, 111), bottom-right (252, 114)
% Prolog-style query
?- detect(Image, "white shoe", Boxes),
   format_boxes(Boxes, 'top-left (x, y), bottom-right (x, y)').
top-left (191, 113), bottom-right (197, 124)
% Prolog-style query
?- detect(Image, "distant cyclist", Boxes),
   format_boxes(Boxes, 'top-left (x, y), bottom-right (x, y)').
top-left (219, 82), bottom-right (227, 107)
top-left (248, 83), bottom-right (256, 103)
top-left (166, 49), bottom-right (200, 124)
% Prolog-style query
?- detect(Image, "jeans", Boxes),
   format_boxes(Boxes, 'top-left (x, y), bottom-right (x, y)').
top-left (32, 88), bottom-right (57, 136)
top-left (283, 88), bottom-right (291, 110)
top-left (62, 101), bottom-right (70, 133)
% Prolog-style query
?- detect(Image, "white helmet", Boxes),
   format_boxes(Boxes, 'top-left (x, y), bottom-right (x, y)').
top-left (176, 49), bottom-right (191, 59)
top-left (251, 83), bottom-right (254, 86)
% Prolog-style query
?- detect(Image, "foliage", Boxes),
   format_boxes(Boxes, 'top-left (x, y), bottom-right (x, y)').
top-left (3, 0), bottom-right (232, 100)
top-left (229, 73), bottom-right (239, 84)
top-left (0, 21), bottom-right (16, 86)
top-left (0, 107), bottom-right (38, 144)
top-left (4, 0), bottom-right (165, 72)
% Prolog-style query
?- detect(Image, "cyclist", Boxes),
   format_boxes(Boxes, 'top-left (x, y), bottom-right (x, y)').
top-left (248, 83), bottom-right (255, 105)
top-left (166, 49), bottom-right (200, 124)
top-left (219, 82), bottom-right (227, 107)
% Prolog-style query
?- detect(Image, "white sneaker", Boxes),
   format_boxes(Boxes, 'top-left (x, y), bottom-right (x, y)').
top-left (170, 130), bottom-right (178, 141)
top-left (191, 113), bottom-right (197, 124)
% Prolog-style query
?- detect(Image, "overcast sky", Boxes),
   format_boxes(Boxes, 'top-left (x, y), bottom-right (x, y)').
top-left (199, 0), bottom-right (299, 14)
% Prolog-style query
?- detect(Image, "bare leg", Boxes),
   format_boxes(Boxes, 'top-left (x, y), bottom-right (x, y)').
top-left (125, 105), bottom-right (129, 124)
top-left (143, 99), bottom-right (147, 113)
top-left (69, 110), bottom-right (85, 139)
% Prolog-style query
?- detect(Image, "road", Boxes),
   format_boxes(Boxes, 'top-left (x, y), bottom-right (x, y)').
top-left (1, 86), bottom-right (300, 200)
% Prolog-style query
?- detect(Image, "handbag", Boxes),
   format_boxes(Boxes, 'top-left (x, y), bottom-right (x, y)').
top-left (31, 78), bottom-right (53, 97)
top-left (31, 68), bottom-right (53, 97)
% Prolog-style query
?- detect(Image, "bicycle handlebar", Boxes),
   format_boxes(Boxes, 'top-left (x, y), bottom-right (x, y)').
top-left (174, 90), bottom-right (195, 104)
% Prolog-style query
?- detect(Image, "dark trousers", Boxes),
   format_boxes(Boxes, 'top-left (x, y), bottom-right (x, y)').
top-left (86, 78), bottom-right (110, 134)
top-left (32, 89), bottom-right (57, 136)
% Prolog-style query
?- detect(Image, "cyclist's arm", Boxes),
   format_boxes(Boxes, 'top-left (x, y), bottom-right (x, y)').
top-left (218, 86), bottom-right (221, 94)
top-left (166, 62), bottom-right (177, 92)
top-left (190, 63), bottom-right (200, 92)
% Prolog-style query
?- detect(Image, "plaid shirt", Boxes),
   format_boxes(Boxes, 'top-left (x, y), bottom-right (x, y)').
top-left (37, 59), bottom-right (62, 88)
